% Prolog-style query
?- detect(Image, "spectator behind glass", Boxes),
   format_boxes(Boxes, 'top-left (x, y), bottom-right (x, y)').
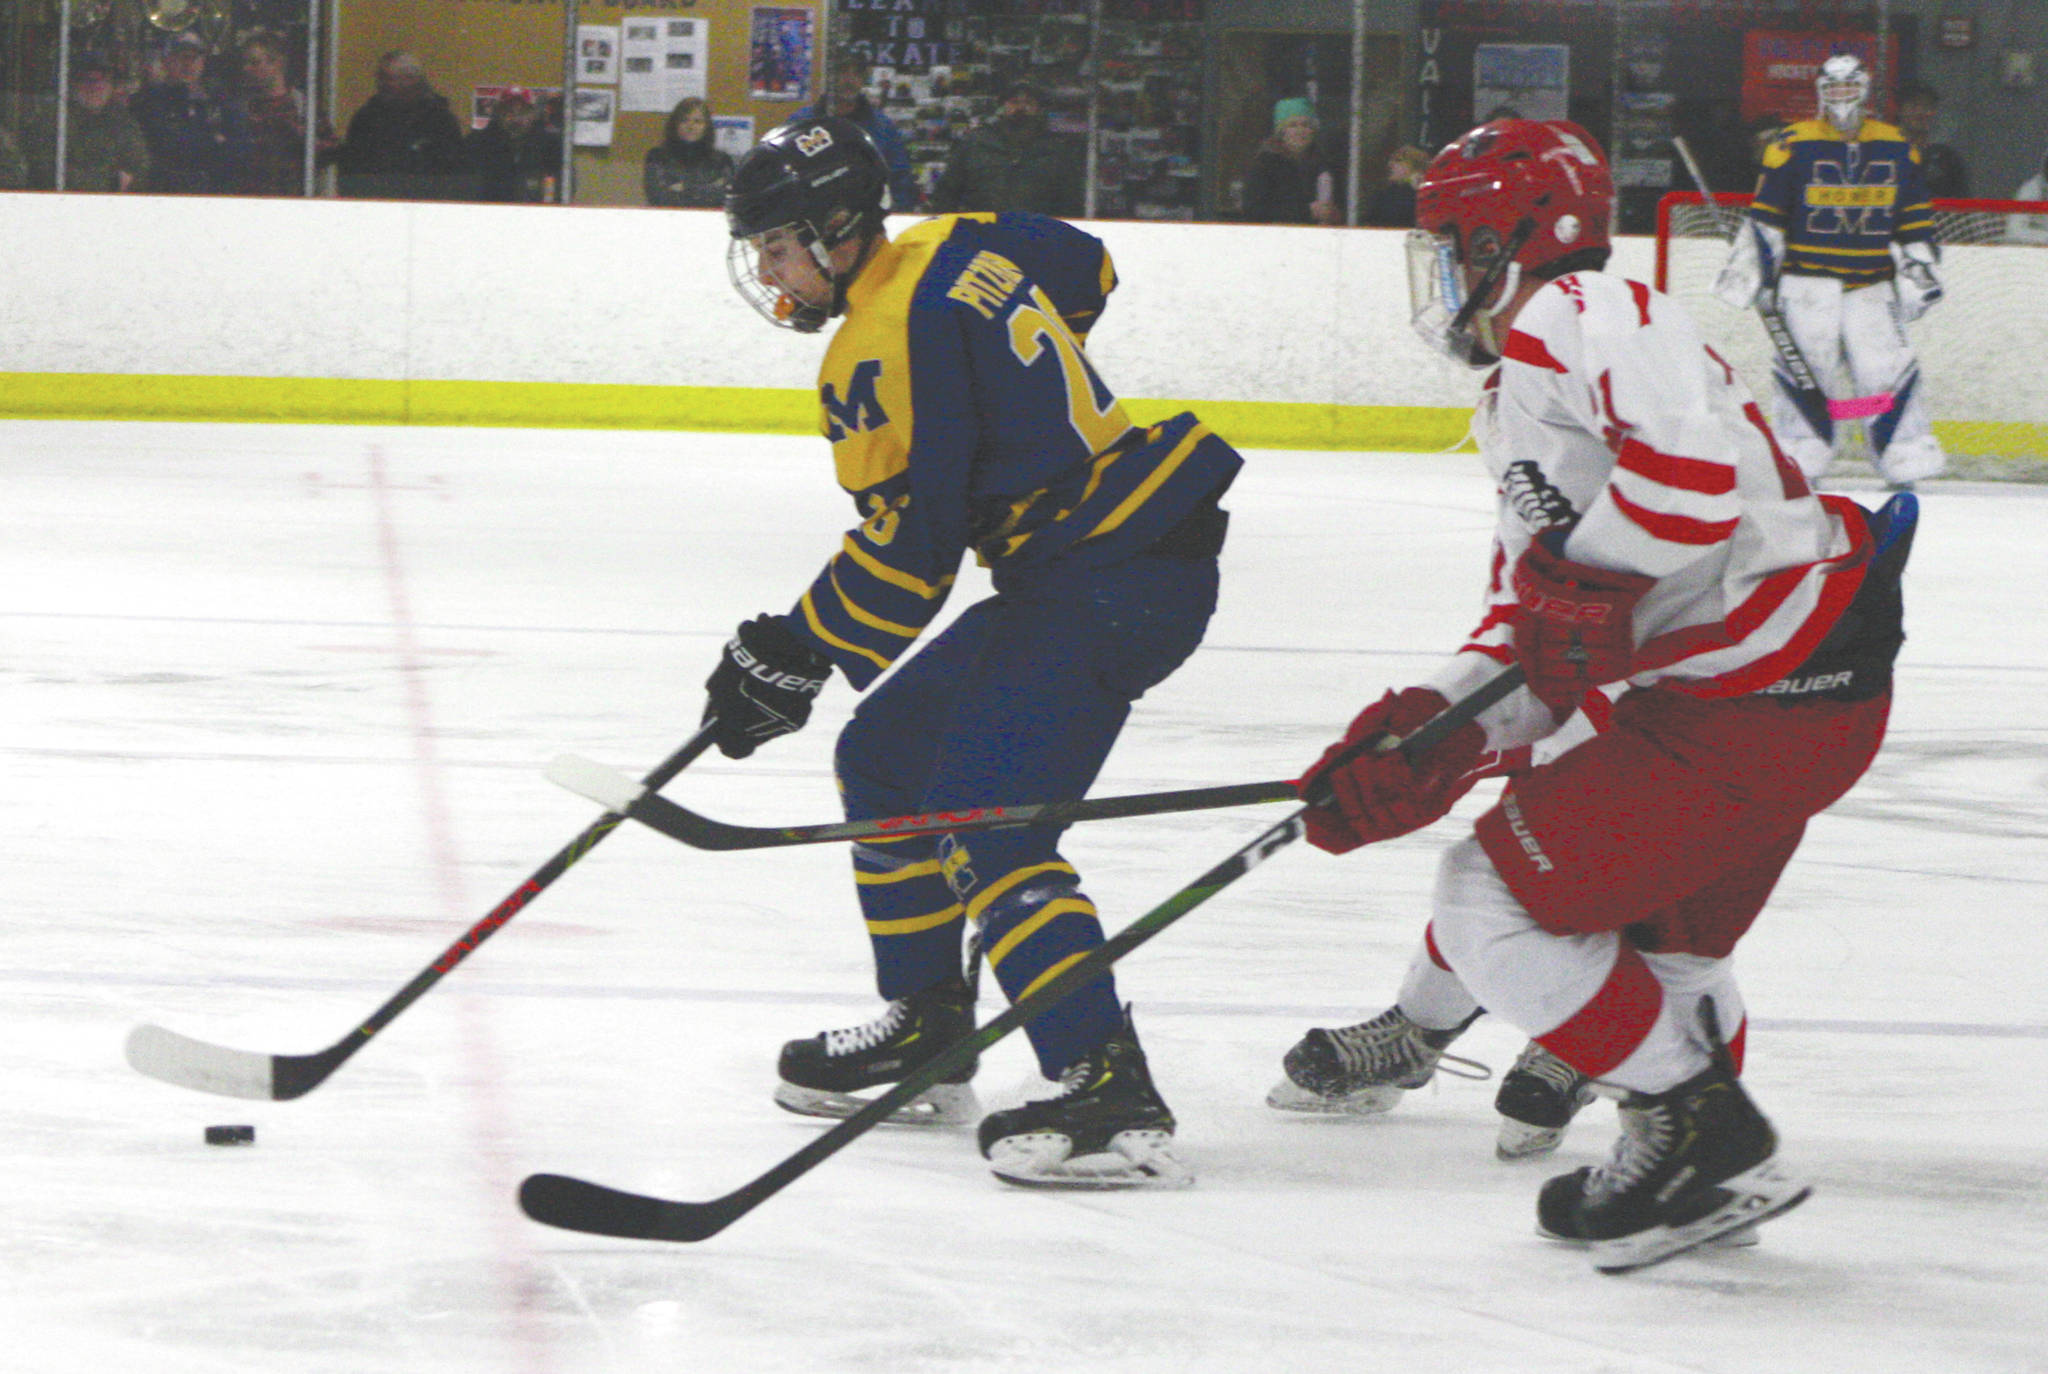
top-left (644, 96), bottom-right (734, 208)
top-left (1365, 144), bottom-right (1429, 226)
top-left (1897, 83), bottom-right (1968, 199)
top-left (796, 54), bottom-right (918, 211)
top-left (28, 56), bottom-right (150, 192)
top-left (233, 29), bottom-right (333, 196)
top-left (334, 50), bottom-right (465, 200)
top-left (928, 80), bottom-right (1081, 218)
top-left (1242, 97), bottom-right (1340, 225)
top-left (131, 31), bottom-right (243, 193)
top-left (464, 85), bottom-right (562, 203)
top-left (2009, 145), bottom-right (2048, 244)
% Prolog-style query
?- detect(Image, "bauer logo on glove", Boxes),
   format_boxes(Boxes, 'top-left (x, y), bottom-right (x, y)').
top-left (703, 614), bottom-right (835, 759)
top-left (1509, 541), bottom-right (1655, 713)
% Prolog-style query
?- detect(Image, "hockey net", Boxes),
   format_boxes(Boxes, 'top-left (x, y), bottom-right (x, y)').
top-left (1656, 192), bottom-right (2048, 480)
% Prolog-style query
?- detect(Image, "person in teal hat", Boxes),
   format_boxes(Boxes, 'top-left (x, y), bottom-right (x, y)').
top-left (1242, 95), bottom-right (1340, 224)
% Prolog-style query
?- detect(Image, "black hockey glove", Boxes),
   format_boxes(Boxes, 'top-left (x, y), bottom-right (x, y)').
top-left (702, 614), bottom-right (834, 759)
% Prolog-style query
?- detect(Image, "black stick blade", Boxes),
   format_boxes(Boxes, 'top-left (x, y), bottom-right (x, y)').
top-left (518, 1173), bottom-right (737, 1243)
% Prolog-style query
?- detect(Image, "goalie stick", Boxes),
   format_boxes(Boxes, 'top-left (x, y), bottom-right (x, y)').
top-left (124, 725), bottom-right (719, 1101)
top-left (546, 752), bottom-right (1298, 851)
top-left (517, 666), bottom-right (1525, 1243)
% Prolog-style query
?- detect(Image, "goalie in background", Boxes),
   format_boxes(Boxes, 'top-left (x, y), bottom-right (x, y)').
top-left (704, 117), bottom-right (1243, 1189)
top-left (1275, 118), bottom-right (1912, 1272)
top-left (1711, 53), bottom-right (1946, 488)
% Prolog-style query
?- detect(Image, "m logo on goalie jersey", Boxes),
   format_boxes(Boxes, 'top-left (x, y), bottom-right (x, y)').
top-left (823, 359), bottom-right (889, 441)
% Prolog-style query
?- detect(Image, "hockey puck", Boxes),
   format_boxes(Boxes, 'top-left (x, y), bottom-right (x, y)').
top-left (204, 1124), bottom-right (256, 1146)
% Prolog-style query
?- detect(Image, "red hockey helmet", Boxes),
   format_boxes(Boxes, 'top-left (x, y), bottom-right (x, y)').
top-left (1407, 119), bottom-right (1613, 365)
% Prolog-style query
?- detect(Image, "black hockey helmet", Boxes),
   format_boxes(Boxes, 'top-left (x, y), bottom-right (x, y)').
top-left (726, 116), bottom-right (892, 332)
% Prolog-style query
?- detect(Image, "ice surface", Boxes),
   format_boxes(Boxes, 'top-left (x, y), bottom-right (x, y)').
top-left (3, 420), bottom-right (2044, 1373)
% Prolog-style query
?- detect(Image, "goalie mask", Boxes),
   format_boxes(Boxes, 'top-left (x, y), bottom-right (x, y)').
top-left (1407, 118), bottom-right (1613, 367)
top-left (726, 117), bottom-right (892, 332)
top-left (1816, 53), bottom-right (1871, 134)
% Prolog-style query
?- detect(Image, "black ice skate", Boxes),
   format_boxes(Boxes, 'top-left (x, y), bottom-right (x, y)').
top-left (977, 1010), bottom-right (1190, 1189)
top-left (1536, 1061), bottom-right (1805, 1272)
top-left (1267, 1007), bottom-right (1487, 1116)
top-left (774, 973), bottom-right (980, 1126)
top-left (1494, 1041), bottom-right (1598, 1160)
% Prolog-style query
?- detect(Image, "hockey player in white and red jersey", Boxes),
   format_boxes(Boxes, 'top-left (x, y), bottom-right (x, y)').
top-left (1269, 119), bottom-right (1916, 1272)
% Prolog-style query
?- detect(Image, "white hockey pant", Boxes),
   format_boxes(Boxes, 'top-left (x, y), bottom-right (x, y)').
top-left (1409, 836), bottom-right (1745, 1094)
top-left (1772, 273), bottom-right (1944, 484)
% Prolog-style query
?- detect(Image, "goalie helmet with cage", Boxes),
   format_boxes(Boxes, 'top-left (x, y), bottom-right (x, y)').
top-left (1816, 52), bottom-right (1871, 133)
top-left (726, 116), bottom-right (892, 333)
top-left (1407, 118), bottom-right (1614, 366)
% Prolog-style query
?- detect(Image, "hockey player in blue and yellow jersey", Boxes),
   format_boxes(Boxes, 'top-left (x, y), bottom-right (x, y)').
top-left (702, 116), bottom-right (1242, 1189)
top-left (1713, 53), bottom-right (1946, 486)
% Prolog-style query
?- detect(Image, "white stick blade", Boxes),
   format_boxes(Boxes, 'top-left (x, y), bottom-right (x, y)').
top-left (124, 1024), bottom-right (275, 1099)
top-left (546, 754), bottom-right (646, 814)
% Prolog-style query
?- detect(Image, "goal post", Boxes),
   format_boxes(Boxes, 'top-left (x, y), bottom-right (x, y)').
top-left (1656, 191), bottom-right (2048, 480)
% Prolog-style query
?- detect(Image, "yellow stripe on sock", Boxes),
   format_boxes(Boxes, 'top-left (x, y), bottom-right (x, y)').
top-left (1016, 951), bottom-right (1091, 1002)
top-left (865, 903), bottom-right (963, 936)
top-left (854, 857), bottom-right (944, 885)
top-left (985, 896), bottom-right (1095, 970)
top-left (964, 861), bottom-right (1078, 923)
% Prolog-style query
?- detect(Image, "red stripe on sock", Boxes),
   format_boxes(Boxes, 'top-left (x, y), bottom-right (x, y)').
top-left (1537, 944), bottom-right (1664, 1077)
top-left (1727, 1016), bottom-right (1747, 1074)
top-left (1424, 922), bottom-right (1453, 972)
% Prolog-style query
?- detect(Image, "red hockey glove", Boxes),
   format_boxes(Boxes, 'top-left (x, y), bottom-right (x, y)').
top-left (1510, 542), bottom-right (1655, 715)
top-left (1296, 688), bottom-right (1489, 854)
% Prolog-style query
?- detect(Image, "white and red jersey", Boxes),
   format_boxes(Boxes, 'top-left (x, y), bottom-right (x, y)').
top-left (1427, 270), bottom-right (1873, 753)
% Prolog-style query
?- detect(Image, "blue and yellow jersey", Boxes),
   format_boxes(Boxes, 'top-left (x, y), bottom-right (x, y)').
top-left (779, 211), bottom-right (1241, 689)
top-left (1746, 118), bottom-right (1935, 285)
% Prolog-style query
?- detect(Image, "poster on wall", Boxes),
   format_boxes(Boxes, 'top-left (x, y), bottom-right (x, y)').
top-left (574, 88), bottom-right (616, 148)
top-left (713, 115), bottom-right (756, 160)
top-left (471, 85), bottom-right (563, 132)
top-left (749, 7), bottom-right (814, 102)
top-left (1473, 43), bottom-right (1570, 122)
top-left (620, 17), bottom-right (665, 112)
top-left (661, 18), bottom-right (711, 109)
top-left (621, 15), bottom-right (711, 113)
top-left (578, 24), bottom-right (619, 85)
top-left (1741, 31), bottom-right (1896, 124)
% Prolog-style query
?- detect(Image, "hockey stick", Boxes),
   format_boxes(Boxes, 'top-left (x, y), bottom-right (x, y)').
top-left (1671, 136), bottom-right (1838, 442)
top-left (517, 666), bottom-right (1525, 1242)
top-left (124, 725), bottom-right (720, 1101)
top-left (545, 753), bottom-right (1298, 851)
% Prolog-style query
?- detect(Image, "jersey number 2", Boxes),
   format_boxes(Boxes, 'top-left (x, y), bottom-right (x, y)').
top-left (1007, 292), bottom-right (1128, 455)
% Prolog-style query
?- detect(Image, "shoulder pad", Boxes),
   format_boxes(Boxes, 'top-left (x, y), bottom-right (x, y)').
top-left (896, 216), bottom-right (962, 251)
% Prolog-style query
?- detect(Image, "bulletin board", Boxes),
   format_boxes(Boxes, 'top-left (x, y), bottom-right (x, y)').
top-left (333, 0), bottom-right (821, 207)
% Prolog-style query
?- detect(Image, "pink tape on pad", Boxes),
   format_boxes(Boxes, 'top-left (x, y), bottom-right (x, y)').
top-left (1828, 393), bottom-right (1895, 420)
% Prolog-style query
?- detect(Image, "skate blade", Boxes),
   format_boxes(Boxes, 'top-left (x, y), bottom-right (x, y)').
top-left (1538, 1220), bottom-right (1759, 1250)
top-left (773, 1080), bottom-right (980, 1127)
top-left (1496, 1119), bottom-right (1568, 1160)
top-left (986, 1129), bottom-right (1194, 1190)
top-left (1265, 1078), bottom-right (1402, 1117)
top-left (1590, 1161), bottom-right (1810, 1274)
